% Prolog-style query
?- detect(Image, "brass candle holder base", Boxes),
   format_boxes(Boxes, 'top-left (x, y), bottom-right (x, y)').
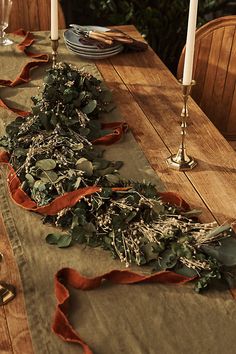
top-left (50, 37), bottom-right (60, 68)
top-left (166, 80), bottom-right (197, 171)
top-left (166, 152), bottom-right (197, 170)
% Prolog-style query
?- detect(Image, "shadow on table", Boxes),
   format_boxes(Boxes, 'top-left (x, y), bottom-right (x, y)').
top-left (189, 158), bottom-right (236, 174)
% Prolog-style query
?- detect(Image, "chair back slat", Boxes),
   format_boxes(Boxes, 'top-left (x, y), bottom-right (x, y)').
top-left (216, 27), bottom-right (236, 134)
top-left (199, 29), bottom-right (223, 119)
top-left (8, 0), bottom-right (65, 32)
top-left (228, 81), bottom-right (236, 134)
top-left (178, 16), bottom-right (236, 139)
top-left (193, 33), bottom-right (213, 104)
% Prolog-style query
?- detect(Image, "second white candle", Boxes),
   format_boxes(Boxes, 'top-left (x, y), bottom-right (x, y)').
top-left (182, 0), bottom-right (198, 85)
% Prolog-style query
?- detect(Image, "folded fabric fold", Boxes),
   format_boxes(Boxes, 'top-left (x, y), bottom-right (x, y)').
top-left (0, 29), bottom-right (49, 88)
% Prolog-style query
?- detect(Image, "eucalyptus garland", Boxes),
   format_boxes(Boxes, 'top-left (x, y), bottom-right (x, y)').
top-left (1, 62), bottom-right (236, 293)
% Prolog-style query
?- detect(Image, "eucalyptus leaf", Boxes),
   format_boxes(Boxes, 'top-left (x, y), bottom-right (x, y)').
top-left (14, 147), bottom-right (27, 157)
top-left (0, 137), bottom-right (9, 147)
top-left (104, 236), bottom-right (113, 247)
top-left (76, 157), bottom-right (93, 176)
top-left (71, 226), bottom-right (87, 244)
top-left (158, 250), bottom-right (177, 269)
top-left (46, 233), bottom-right (62, 245)
top-left (113, 161), bottom-right (123, 170)
top-left (57, 234), bottom-right (72, 248)
top-left (105, 174), bottom-right (120, 184)
top-left (206, 224), bottom-right (231, 239)
top-left (92, 159), bottom-right (110, 170)
top-left (71, 215), bottom-right (79, 228)
top-left (142, 242), bottom-right (159, 262)
top-left (63, 88), bottom-right (78, 103)
top-left (88, 120), bottom-right (101, 131)
top-left (25, 173), bottom-right (35, 186)
top-left (32, 106), bottom-right (40, 115)
top-left (99, 188), bottom-right (112, 198)
top-left (82, 99), bottom-right (97, 114)
top-left (79, 91), bottom-right (86, 101)
top-left (202, 237), bottom-right (236, 266)
top-left (36, 159), bottom-right (57, 171)
top-left (33, 180), bottom-right (46, 191)
top-left (50, 113), bottom-right (58, 126)
top-left (79, 127), bottom-right (90, 136)
top-left (73, 97), bottom-right (81, 107)
top-left (174, 264), bottom-right (198, 278)
top-left (84, 222), bottom-right (96, 234)
top-left (39, 112), bottom-right (51, 130)
top-left (40, 170), bottom-right (58, 182)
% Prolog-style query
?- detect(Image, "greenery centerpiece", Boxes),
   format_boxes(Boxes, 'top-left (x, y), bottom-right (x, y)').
top-left (1, 62), bottom-right (236, 293)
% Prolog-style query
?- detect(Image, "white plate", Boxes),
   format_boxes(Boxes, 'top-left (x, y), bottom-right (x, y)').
top-left (65, 38), bottom-right (123, 54)
top-left (64, 26), bottom-right (122, 52)
top-left (65, 42), bottom-right (123, 55)
top-left (65, 43), bottom-right (123, 59)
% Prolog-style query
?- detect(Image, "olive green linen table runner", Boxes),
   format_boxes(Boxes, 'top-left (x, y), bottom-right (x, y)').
top-left (0, 31), bottom-right (236, 354)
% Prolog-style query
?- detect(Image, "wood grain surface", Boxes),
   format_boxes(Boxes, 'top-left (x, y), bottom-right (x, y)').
top-left (1, 25), bottom-right (236, 353)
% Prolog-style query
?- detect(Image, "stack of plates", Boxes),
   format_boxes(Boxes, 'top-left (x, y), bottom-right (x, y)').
top-left (63, 26), bottom-right (124, 59)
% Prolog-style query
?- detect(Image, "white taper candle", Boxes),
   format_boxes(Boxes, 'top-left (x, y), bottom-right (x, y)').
top-left (182, 0), bottom-right (198, 85)
top-left (51, 0), bottom-right (58, 40)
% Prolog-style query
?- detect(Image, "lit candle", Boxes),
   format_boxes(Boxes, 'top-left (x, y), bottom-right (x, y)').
top-left (51, 0), bottom-right (58, 40)
top-left (182, 0), bottom-right (198, 85)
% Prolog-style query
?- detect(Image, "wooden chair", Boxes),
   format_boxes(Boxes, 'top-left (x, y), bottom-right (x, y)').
top-left (8, 0), bottom-right (66, 32)
top-left (177, 16), bottom-right (236, 140)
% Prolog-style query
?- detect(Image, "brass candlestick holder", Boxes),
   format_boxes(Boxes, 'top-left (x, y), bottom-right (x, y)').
top-left (166, 80), bottom-right (197, 171)
top-left (50, 37), bottom-right (60, 68)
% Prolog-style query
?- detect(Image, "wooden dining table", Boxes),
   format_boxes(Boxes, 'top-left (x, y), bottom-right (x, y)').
top-left (1, 25), bottom-right (236, 354)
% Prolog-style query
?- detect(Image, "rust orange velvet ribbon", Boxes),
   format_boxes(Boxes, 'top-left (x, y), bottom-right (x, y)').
top-left (0, 29), bottom-right (49, 88)
top-left (52, 267), bottom-right (195, 354)
top-left (0, 98), bottom-right (30, 117)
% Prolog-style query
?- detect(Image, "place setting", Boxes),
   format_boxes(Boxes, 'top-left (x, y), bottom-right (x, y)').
top-left (63, 24), bottom-right (148, 59)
